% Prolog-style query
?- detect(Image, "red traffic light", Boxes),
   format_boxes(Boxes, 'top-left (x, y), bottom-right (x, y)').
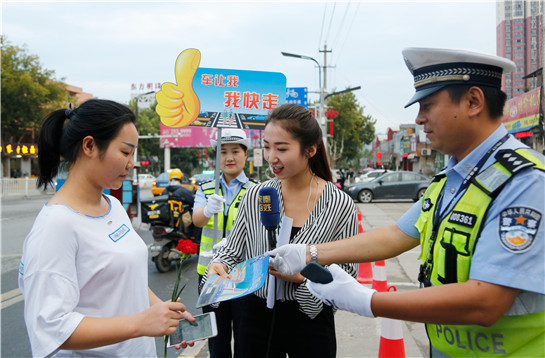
top-left (140, 160), bottom-right (150, 166)
top-left (376, 151), bottom-right (382, 159)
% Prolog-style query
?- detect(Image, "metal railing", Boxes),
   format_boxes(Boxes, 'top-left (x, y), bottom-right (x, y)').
top-left (0, 178), bottom-right (55, 197)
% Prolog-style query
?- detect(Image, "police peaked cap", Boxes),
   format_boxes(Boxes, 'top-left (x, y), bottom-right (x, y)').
top-left (403, 47), bottom-right (516, 108)
top-left (210, 128), bottom-right (250, 150)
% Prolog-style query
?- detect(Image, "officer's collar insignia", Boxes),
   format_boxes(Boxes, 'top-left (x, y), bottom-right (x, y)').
top-left (422, 198), bottom-right (433, 212)
top-left (498, 206), bottom-right (542, 253)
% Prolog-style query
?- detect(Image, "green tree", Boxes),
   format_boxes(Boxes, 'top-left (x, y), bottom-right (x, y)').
top-left (129, 100), bottom-right (162, 174)
top-left (1, 36), bottom-right (71, 143)
top-left (325, 90), bottom-right (375, 168)
top-left (129, 100), bottom-right (204, 176)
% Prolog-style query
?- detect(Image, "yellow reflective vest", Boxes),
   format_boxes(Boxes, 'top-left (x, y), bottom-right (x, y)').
top-left (415, 148), bottom-right (545, 357)
top-left (197, 179), bottom-right (257, 275)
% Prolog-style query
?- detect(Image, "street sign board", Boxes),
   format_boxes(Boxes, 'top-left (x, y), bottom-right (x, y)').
top-left (285, 87), bottom-right (308, 108)
top-left (157, 49), bottom-right (286, 148)
top-left (190, 68), bottom-right (286, 129)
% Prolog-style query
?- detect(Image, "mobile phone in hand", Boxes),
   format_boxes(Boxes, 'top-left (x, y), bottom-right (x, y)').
top-left (300, 262), bottom-right (333, 284)
top-left (168, 312), bottom-right (218, 347)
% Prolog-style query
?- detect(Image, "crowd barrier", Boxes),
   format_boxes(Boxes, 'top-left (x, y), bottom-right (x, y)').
top-left (0, 178), bottom-right (55, 197)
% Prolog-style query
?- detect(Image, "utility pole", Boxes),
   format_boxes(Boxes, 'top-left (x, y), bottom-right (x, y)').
top-left (320, 44), bottom-right (332, 91)
top-left (319, 44), bottom-right (332, 155)
top-left (281, 46), bottom-right (334, 157)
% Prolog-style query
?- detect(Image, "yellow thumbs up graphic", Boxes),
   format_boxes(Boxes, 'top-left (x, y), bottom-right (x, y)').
top-left (156, 49), bottom-right (201, 128)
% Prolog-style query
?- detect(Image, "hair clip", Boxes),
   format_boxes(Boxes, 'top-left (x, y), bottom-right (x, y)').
top-left (65, 104), bottom-right (75, 118)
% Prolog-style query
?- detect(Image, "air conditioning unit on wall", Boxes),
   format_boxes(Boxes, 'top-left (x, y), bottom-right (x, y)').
top-left (421, 148), bottom-right (432, 156)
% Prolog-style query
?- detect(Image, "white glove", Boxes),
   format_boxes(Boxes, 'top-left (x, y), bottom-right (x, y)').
top-left (203, 194), bottom-right (225, 218)
top-left (306, 264), bottom-right (376, 318)
top-left (212, 238), bottom-right (227, 254)
top-left (268, 244), bottom-right (307, 275)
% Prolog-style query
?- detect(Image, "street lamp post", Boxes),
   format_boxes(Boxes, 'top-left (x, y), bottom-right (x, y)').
top-left (281, 52), bottom-right (327, 153)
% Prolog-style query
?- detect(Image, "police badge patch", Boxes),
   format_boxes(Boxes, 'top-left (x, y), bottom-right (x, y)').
top-left (422, 198), bottom-right (433, 212)
top-left (498, 206), bottom-right (542, 253)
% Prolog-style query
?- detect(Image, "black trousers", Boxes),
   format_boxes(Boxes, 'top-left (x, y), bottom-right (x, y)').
top-left (236, 294), bottom-right (337, 358)
top-left (199, 275), bottom-right (246, 358)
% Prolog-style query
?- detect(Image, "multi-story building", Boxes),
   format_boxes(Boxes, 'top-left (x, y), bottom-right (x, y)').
top-left (497, 0), bottom-right (544, 153)
top-left (496, 0), bottom-right (542, 98)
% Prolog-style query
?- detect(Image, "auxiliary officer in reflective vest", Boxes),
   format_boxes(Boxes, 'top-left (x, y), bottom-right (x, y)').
top-left (192, 128), bottom-right (257, 358)
top-left (269, 47), bottom-right (544, 357)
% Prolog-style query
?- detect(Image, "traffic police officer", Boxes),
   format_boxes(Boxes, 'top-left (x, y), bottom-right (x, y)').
top-left (269, 47), bottom-right (544, 357)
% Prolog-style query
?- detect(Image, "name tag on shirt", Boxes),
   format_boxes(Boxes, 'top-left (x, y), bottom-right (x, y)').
top-left (109, 224), bottom-right (130, 243)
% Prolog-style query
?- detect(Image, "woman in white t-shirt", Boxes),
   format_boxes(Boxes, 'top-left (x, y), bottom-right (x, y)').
top-left (18, 99), bottom-right (194, 357)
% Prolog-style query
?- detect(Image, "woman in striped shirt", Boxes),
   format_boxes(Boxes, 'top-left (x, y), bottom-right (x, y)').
top-left (205, 103), bottom-right (358, 357)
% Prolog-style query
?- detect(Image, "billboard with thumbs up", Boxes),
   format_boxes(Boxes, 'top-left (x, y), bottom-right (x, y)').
top-left (156, 48), bottom-right (286, 136)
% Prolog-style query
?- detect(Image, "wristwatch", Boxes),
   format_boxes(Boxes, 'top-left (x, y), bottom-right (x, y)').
top-left (309, 244), bottom-right (318, 263)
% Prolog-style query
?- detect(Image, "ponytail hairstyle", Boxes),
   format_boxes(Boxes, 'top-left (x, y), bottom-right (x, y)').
top-left (37, 99), bottom-right (136, 189)
top-left (265, 103), bottom-right (332, 182)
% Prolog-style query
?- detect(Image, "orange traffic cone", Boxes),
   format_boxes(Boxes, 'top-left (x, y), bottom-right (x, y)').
top-left (378, 318), bottom-right (406, 357)
top-left (357, 210), bottom-right (365, 233)
top-left (357, 262), bottom-right (373, 283)
top-left (356, 210), bottom-right (373, 283)
top-left (372, 260), bottom-right (387, 291)
top-left (371, 260), bottom-right (397, 292)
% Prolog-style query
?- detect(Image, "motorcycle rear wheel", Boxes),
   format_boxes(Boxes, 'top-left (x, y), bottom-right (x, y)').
top-left (154, 244), bottom-right (173, 273)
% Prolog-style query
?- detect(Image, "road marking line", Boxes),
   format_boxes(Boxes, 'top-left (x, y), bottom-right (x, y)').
top-left (1, 288), bottom-right (23, 310)
top-left (1, 288), bottom-right (21, 301)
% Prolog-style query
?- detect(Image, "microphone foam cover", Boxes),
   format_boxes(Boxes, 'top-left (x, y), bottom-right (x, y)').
top-left (258, 187), bottom-right (280, 229)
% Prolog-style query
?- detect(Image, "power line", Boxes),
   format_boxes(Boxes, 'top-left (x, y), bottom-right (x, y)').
top-left (324, 1), bottom-right (337, 45)
top-left (332, 1), bottom-right (360, 65)
top-left (318, 2), bottom-right (328, 49)
top-left (331, 1), bottom-right (351, 52)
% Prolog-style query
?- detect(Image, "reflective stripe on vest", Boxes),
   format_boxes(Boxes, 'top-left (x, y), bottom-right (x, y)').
top-left (197, 180), bottom-right (256, 275)
top-left (415, 148), bottom-right (545, 357)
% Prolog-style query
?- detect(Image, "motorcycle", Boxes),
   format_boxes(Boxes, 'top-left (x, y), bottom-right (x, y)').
top-left (141, 195), bottom-right (200, 273)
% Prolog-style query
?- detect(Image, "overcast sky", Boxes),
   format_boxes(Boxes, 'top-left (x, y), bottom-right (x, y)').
top-left (2, 0), bottom-right (498, 134)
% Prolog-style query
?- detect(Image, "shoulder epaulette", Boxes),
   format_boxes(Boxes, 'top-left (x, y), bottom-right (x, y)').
top-left (473, 148), bottom-right (543, 197)
top-left (495, 149), bottom-right (535, 174)
top-left (431, 170), bottom-right (446, 183)
top-left (241, 178), bottom-right (259, 190)
top-left (201, 180), bottom-right (216, 191)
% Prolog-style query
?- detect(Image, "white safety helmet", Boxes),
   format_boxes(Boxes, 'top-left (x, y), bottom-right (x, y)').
top-left (210, 128), bottom-right (250, 150)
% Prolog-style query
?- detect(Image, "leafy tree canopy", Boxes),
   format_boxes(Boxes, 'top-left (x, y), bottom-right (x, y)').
top-left (1, 35), bottom-right (70, 143)
top-left (325, 90), bottom-right (375, 169)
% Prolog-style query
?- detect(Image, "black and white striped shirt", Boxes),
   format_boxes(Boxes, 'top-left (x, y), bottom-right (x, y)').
top-left (209, 177), bottom-right (358, 318)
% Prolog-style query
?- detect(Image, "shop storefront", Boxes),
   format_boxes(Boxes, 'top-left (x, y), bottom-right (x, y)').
top-left (502, 88), bottom-right (544, 153)
top-left (1, 143), bottom-right (38, 178)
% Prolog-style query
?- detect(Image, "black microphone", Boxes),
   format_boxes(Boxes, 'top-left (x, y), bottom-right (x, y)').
top-left (258, 187), bottom-right (280, 250)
